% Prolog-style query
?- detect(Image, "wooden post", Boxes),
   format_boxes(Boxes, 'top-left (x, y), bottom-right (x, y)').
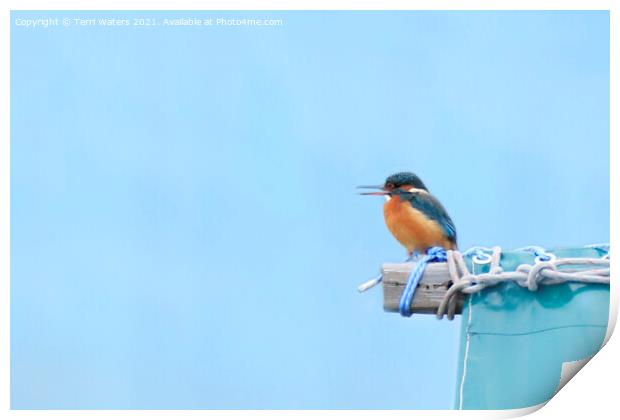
top-left (382, 262), bottom-right (464, 315)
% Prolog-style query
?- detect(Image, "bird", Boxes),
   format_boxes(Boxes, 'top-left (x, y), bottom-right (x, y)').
top-left (358, 171), bottom-right (457, 259)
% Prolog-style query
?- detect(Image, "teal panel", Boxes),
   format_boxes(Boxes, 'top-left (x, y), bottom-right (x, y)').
top-left (454, 247), bottom-right (609, 410)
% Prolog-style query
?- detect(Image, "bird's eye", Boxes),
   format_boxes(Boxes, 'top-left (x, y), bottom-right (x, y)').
top-left (386, 183), bottom-right (395, 189)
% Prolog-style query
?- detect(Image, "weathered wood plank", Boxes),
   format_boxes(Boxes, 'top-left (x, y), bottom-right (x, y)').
top-left (382, 262), bottom-right (464, 315)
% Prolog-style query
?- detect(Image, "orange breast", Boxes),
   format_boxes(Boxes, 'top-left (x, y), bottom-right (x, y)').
top-left (383, 196), bottom-right (454, 253)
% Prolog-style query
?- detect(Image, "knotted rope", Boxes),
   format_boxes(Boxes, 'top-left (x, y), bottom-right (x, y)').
top-left (359, 244), bottom-right (610, 321)
top-left (436, 246), bottom-right (610, 320)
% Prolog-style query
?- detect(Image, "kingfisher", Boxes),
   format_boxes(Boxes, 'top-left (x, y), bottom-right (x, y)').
top-left (358, 171), bottom-right (457, 258)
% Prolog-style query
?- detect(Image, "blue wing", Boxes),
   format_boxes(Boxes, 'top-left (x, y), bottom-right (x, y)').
top-left (407, 193), bottom-right (457, 244)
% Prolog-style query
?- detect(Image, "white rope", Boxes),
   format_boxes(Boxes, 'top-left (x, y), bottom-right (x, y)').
top-left (436, 246), bottom-right (610, 320)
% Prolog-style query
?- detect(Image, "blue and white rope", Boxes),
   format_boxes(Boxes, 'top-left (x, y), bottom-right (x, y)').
top-left (398, 247), bottom-right (448, 317)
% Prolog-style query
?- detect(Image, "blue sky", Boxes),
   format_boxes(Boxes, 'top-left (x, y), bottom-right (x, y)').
top-left (11, 10), bottom-right (609, 409)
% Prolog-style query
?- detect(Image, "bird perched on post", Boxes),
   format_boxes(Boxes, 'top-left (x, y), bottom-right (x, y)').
top-left (358, 171), bottom-right (457, 259)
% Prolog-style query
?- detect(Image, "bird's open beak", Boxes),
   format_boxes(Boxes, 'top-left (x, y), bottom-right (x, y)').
top-left (357, 185), bottom-right (388, 195)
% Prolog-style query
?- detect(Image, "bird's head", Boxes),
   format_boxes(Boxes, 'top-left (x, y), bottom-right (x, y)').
top-left (357, 171), bottom-right (428, 196)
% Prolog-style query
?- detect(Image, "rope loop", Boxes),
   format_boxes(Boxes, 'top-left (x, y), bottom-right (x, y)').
top-left (398, 246), bottom-right (447, 317)
top-left (534, 251), bottom-right (556, 264)
top-left (514, 245), bottom-right (556, 263)
top-left (526, 260), bottom-right (557, 291)
top-left (472, 250), bottom-right (493, 265)
top-left (463, 246), bottom-right (494, 265)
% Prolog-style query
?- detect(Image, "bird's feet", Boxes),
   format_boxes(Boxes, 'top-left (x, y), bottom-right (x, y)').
top-left (406, 251), bottom-right (421, 262)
